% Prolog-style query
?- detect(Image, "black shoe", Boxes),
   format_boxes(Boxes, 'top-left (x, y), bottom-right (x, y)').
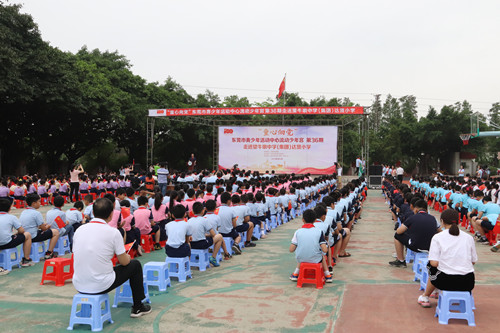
top-left (130, 303), bottom-right (152, 318)
top-left (245, 241), bottom-right (256, 247)
top-left (21, 257), bottom-right (35, 267)
top-left (44, 251), bottom-right (56, 260)
top-left (154, 243), bottom-right (162, 251)
top-left (479, 237), bottom-right (490, 244)
top-left (232, 244), bottom-right (242, 255)
top-left (328, 266), bottom-right (333, 272)
top-left (389, 259), bottom-right (406, 267)
top-left (251, 236), bottom-right (259, 241)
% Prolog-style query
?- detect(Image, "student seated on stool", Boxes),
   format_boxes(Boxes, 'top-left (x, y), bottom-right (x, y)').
top-left (418, 209), bottom-right (477, 307)
top-left (0, 198), bottom-right (35, 274)
top-left (289, 209), bottom-right (332, 283)
top-left (72, 198), bottom-right (151, 318)
top-left (164, 204), bottom-right (192, 258)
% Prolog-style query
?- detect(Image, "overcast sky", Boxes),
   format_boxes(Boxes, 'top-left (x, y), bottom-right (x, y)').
top-left (11, 0), bottom-right (500, 117)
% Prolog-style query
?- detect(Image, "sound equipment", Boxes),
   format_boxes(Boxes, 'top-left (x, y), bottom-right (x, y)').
top-left (369, 175), bottom-right (382, 187)
top-left (369, 165), bottom-right (383, 175)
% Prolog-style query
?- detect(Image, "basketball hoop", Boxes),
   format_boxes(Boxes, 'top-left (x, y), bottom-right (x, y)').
top-left (460, 133), bottom-right (472, 145)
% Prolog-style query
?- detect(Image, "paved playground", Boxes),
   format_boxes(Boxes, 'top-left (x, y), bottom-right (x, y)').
top-left (1, 190), bottom-right (499, 332)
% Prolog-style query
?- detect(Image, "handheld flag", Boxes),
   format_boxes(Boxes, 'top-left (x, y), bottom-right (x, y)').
top-left (55, 216), bottom-right (66, 229)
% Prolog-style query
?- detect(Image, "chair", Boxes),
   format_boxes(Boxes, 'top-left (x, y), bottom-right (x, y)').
top-left (297, 263), bottom-right (325, 289)
top-left (165, 256), bottom-right (192, 282)
top-left (434, 291), bottom-right (475, 326)
top-left (405, 248), bottom-right (415, 264)
top-left (140, 235), bottom-right (154, 253)
top-left (40, 257), bottom-right (74, 286)
top-left (112, 280), bottom-right (150, 308)
top-left (413, 252), bottom-right (429, 282)
top-left (67, 293), bottom-right (113, 331)
top-left (0, 247), bottom-right (21, 271)
top-left (22, 241), bottom-right (47, 263)
top-left (190, 249), bottom-right (210, 271)
top-left (54, 235), bottom-right (71, 256)
top-left (223, 237), bottom-right (235, 255)
top-left (143, 261), bottom-right (171, 291)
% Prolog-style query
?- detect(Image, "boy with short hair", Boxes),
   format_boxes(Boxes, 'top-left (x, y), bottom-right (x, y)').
top-left (472, 195), bottom-right (500, 244)
top-left (83, 194), bottom-right (94, 222)
top-left (46, 195), bottom-right (75, 250)
top-left (133, 196), bottom-right (161, 250)
top-left (218, 192), bottom-right (242, 254)
top-left (125, 188), bottom-right (139, 214)
top-left (20, 194), bottom-right (60, 259)
top-left (289, 209), bottom-right (332, 283)
top-left (66, 201), bottom-right (84, 231)
top-left (164, 204), bottom-right (192, 258)
top-left (204, 199), bottom-right (231, 259)
top-left (188, 202), bottom-right (223, 267)
top-left (0, 198), bottom-right (35, 272)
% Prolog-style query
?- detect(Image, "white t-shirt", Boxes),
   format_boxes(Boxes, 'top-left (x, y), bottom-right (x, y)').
top-left (396, 167), bottom-right (404, 176)
top-left (72, 218), bottom-right (126, 293)
top-left (428, 229), bottom-right (477, 275)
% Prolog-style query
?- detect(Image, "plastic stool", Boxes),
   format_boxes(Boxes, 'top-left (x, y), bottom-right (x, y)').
top-left (67, 293), bottom-right (113, 331)
top-left (270, 215), bottom-right (278, 229)
top-left (435, 291), bottom-right (475, 326)
top-left (297, 263), bottom-right (325, 289)
top-left (112, 280), bottom-right (150, 307)
top-left (40, 197), bottom-right (49, 206)
top-left (14, 199), bottom-right (26, 209)
top-left (239, 232), bottom-right (246, 249)
top-left (143, 261), bottom-right (171, 291)
top-left (291, 208), bottom-right (296, 219)
top-left (140, 235), bottom-right (154, 253)
top-left (165, 256), bottom-right (192, 282)
top-left (55, 235), bottom-right (71, 256)
top-left (405, 248), bottom-right (415, 263)
top-left (253, 224), bottom-right (261, 240)
top-left (190, 249), bottom-right (210, 271)
top-left (420, 265), bottom-right (428, 291)
top-left (413, 252), bottom-right (429, 282)
top-left (40, 257), bottom-right (73, 286)
top-left (0, 247), bottom-right (21, 271)
top-left (22, 241), bottom-right (47, 263)
top-left (223, 237), bottom-right (235, 255)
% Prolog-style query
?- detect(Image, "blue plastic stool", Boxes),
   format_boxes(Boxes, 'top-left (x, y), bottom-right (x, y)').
top-left (165, 256), bottom-right (192, 282)
top-left (143, 261), bottom-right (171, 291)
top-left (239, 232), bottom-right (246, 249)
top-left (405, 248), bottom-right (415, 264)
top-left (270, 215), bottom-right (278, 229)
top-left (55, 235), bottom-right (71, 256)
top-left (0, 247), bottom-right (21, 271)
top-left (23, 241), bottom-right (47, 263)
top-left (420, 265), bottom-right (428, 291)
top-left (223, 237), bottom-right (235, 255)
top-left (253, 224), bottom-right (261, 240)
top-left (112, 280), bottom-right (150, 308)
top-left (190, 249), bottom-right (210, 271)
top-left (291, 208), bottom-right (296, 219)
top-left (67, 293), bottom-right (113, 331)
top-left (413, 252), bottom-right (428, 281)
top-left (435, 291), bottom-right (475, 326)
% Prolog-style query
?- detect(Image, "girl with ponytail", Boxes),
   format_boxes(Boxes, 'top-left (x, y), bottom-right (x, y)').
top-left (417, 209), bottom-right (477, 308)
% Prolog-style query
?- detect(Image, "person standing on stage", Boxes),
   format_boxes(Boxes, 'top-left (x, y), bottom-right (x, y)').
top-left (187, 153), bottom-right (197, 172)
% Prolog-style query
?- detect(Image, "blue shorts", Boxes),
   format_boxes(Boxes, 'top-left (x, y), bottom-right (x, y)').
top-left (165, 243), bottom-right (191, 258)
top-left (235, 223), bottom-right (250, 233)
top-left (190, 237), bottom-right (214, 249)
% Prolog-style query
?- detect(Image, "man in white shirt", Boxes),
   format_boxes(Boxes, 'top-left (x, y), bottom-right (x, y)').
top-left (72, 198), bottom-right (151, 318)
top-left (396, 166), bottom-right (404, 182)
top-left (157, 163), bottom-right (169, 196)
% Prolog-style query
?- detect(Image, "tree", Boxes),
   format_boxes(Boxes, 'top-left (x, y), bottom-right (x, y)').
top-left (369, 94), bottom-right (383, 132)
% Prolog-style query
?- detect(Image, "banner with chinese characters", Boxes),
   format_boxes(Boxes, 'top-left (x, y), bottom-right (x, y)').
top-left (218, 126), bottom-right (338, 174)
top-left (148, 106), bottom-right (363, 117)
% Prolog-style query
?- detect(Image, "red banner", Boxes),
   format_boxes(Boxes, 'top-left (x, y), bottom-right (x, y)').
top-left (148, 106), bottom-right (364, 117)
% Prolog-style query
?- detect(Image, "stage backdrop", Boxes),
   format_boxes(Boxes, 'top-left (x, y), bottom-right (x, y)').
top-left (218, 126), bottom-right (338, 174)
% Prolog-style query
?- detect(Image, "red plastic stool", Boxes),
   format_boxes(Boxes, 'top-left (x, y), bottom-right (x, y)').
top-left (159, 240), bottom-right (166, 247)
top-left (14, 199), bottom-right (26, 209)
top-left (40, 197), bottom-right (49, 206)
top-left (297, 263), bottom-right (325, 289)
top-left (330, 246), bottom-right (336, 267)
top-left (141, 235), bottom-right (154, 253)
top-left (40, 257), bottom-right (74, 286)
top-left (89, 193), bottom-right (97, 201)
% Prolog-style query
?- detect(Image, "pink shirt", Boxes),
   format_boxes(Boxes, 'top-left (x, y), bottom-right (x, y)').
top-left (204, 194), bottom-right (215, 202)
top-left (108, 210), bottom-right (121, 228)
top-left (151, 204), bottom-right (167, 222)
top-left (70, 170), bottom-right (80, 182)
top-left (183, 199), bottom-right (197, 213)
top-left (133, 207), bottom-right (152, 235)
top-left (122, 215), bottom-right (133, 231)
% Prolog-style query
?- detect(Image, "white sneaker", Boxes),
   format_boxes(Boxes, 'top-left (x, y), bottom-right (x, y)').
top-left (491, 241), bottom-right (500, 252)
top-left (418, 295), bottom-right (431, 308)
top-left (0, 267), bottom-right (9, 276)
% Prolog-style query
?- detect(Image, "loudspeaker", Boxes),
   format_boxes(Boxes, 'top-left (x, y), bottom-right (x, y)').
top-left (369, 175), bottom-right (382, 187)
top-left (369, 165), bottom-right (383, 175)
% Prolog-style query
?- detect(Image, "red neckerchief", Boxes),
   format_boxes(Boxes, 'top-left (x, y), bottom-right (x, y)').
top-left (174, 219), bottom-right (185, 222)
top-left (418, 210), bottom-right (427, 214)
top-left (302, 223), bottom-right (315, 228)
top-left (70, 208), bottom-right (77, 211)
top-left (138, 207), bottom-right (147, 210)
top-left (0, 212), bottom-right (7, 215)
top-left (90, 220), bottom-right (106, 225)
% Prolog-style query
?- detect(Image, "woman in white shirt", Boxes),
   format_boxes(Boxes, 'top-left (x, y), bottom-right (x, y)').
top-left (418, 209), bottom-right (477, 308)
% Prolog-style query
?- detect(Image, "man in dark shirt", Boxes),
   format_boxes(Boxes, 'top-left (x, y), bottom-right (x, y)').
top-left (389, 199), bottom-right (440, 267)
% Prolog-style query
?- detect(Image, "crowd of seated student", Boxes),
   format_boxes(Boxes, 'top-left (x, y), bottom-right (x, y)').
top-left (409, 174), bottom-right (500, 251)
top-left (384, 174), bottom-right (483, 309)
top-left (289, 178), bottom-right (367, 282)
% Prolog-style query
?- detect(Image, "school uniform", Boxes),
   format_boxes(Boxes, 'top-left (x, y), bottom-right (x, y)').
top-left (480, 202), bottom-right (500, 230)
top-left (0, 213), bottom-right (26, 250)
top-left (20, 207), bottom-right (53, 242)
top-left (46, 207), bottom-right (73, 238)
top-left (84, 204), bottom-right (94, 221)
top-left (218, 205), bottom-right (238, 239)
top-left (394, 211), bottom-right (438, 252)
top-left (133, 207), bottom-right (157, 235)
top-left (188, 216), bottom-right (214, 249)
top-left (66, 207), bottom-right (83, 231)
top-left (232, 204), bottom-right (250, 233)
top-left (204, 212), bottom-right (221, 235)
top-left (126, 197), bottom-right (139, 214)
top-left (291, 223), bottom-right (326, 264)
top-left (79, 182), bottom-right (89, 194)
top-left (165, 219), bottom-right (191, 257)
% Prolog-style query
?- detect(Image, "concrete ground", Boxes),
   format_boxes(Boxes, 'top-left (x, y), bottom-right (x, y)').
top-left (1, 191), bottom-right (499, 332)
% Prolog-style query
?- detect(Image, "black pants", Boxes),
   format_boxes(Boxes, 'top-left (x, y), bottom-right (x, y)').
top-left (126, 228), bottom-right (141, 250)
top-left (70, 182), bottom-right (80, 201)
top-left (98, 260), bottom-right (146, 307)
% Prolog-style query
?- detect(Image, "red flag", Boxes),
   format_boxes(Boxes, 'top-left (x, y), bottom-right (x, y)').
top-left (277, 75), bottom-right (286, 99)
